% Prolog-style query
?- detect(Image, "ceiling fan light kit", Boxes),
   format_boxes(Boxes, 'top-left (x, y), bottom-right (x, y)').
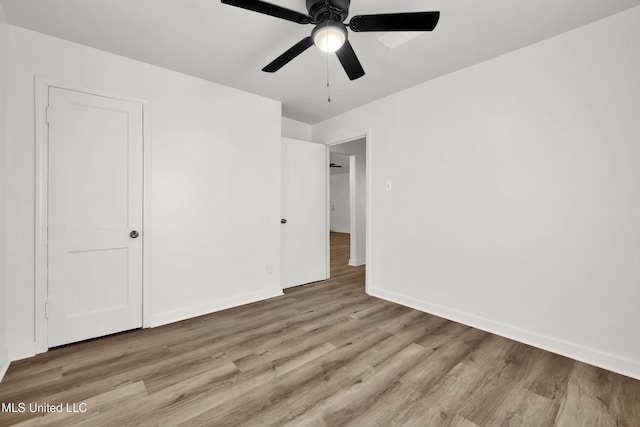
top-left (221, 0), bottom-right (440, 80)
top-left (312, 22), bottom-right (347, 53)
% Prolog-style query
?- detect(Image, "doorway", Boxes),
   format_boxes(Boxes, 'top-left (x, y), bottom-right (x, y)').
top-left (328, 137), bottom-right (367, 277)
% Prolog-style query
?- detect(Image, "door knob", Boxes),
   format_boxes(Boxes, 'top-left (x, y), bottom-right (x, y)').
top-left (281, 219), bottom-right (287, 224)
top-left (129, 230), bottom-right (139, 238)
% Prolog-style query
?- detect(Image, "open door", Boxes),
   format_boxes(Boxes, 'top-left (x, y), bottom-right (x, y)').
top-left (281, 138), bottom-right (328, 289)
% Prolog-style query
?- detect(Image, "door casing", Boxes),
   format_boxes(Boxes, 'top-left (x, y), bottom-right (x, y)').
top-left (34, 78), bottom-right (152, 355)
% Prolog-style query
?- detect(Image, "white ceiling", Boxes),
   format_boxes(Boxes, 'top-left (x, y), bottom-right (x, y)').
top-left (1, 0), bottom-right (639, 124)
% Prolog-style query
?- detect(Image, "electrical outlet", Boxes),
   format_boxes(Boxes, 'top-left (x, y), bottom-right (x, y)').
top-left (265, 264), bottom-right (273, 275)
top-left (385, 181), bottom-right (392, 192)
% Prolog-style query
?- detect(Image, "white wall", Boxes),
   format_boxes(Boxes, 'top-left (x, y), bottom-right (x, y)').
top-left (282, 117), bottom-right (312, 141)
top-left (350, 154), bottom-right (366, 266)
top-left (5, 26), bottom-right (282, 360)
top-left (330, 172), bottom-right (350, 233)
top-left (313, 7), bottom-right (640, 379)
top-left (0, 5), bottom-right (9, 380)
top-left (331, 140), bottom-right (367, 266)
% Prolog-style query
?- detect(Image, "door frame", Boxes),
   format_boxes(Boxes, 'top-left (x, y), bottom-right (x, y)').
top-left (325, 129), bottom-right (372, 293)
top-left (34, 77), bottom-right (152, 354)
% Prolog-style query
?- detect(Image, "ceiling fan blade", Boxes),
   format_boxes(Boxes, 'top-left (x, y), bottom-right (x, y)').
top-left (335, 40), bottom-right (365, 81)
top-left (349, 11), bottom-right (440, 32)
top-left (262, 37), bottom-right (314, 73)
top-left (221, 0), bottom-right (312, 24)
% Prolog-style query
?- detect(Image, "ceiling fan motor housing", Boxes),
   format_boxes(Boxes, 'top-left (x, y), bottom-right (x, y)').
top-left (307, 0), bottom-right (350, 23)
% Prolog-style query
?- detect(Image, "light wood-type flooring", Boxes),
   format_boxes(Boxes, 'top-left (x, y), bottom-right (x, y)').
top-left (1, 232), bottom-right (639, 426)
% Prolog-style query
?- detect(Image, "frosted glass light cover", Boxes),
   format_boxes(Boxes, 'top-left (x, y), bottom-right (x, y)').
top-left (314, 27), bottom-right (346, 53)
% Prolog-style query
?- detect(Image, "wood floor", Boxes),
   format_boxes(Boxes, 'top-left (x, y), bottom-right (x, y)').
top-left (1, 232), bottom-right (639, 426)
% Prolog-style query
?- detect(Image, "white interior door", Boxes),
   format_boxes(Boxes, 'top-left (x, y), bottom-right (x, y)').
top-left (47, 87), bottom-right (143, 347)
top-left (281, 138), bottom-right (328, 289)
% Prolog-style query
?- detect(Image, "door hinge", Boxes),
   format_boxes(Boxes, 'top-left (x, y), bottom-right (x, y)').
top-left (45, 301), bottom-right (49, 319)
top-left (45, 106), bottom-right (51, 124)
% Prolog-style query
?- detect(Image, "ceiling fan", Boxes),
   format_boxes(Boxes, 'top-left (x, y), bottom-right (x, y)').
top-left (221, 0), bottom-right (440, 80)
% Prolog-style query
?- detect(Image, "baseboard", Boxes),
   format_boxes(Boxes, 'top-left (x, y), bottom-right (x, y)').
top-left (348, 258), bottom-right (366, 267)
top-left (7, 341), bottom-right (37, 363)
top-left (150, 288), bottom-right (284, 328)
top-left (368, 287), bottom-right (640, 381)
